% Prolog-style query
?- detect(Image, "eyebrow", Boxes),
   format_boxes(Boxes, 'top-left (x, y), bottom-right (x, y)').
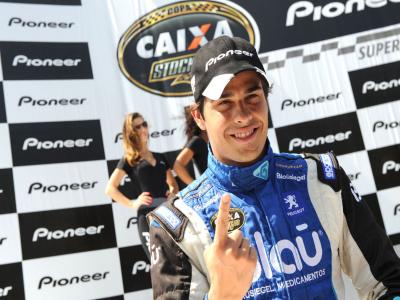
top-left (220, 81), bottom-right (262, 99)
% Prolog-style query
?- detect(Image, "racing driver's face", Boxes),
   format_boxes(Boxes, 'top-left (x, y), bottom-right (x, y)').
top-left (193, 70), bottom-right (269, 166)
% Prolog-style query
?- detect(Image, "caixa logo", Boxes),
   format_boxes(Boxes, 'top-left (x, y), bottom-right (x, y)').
top-left (117, 0), bottom-right (259, 97)
top-left (252, 223), bottom-right (323, 281)
top-left (286, 0), bottom-right (400, 26)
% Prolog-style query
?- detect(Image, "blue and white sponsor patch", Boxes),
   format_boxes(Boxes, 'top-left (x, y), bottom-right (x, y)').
top-left (319, 154), bottom-right (336, 180)
top-left (282, 191), bottom-right (305, 217)
top-left (253, 160), bottom-right (269, 180)
top-left (154, 206), bottom-right (181, 230)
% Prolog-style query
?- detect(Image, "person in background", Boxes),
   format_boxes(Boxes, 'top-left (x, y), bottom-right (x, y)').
top-left (173, 106), bottom-right (208, 185)
top-left (105, 112), bottom-right (179, 259)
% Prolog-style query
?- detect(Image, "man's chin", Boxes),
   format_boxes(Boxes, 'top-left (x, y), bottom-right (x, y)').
top-left (229, 149), bottom-right (265, 166)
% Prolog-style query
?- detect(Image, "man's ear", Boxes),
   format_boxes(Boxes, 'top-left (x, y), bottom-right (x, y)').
top-left (191, 103), bottom-right (206, 130)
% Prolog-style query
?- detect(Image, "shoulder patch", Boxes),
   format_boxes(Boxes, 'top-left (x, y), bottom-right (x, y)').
top-left (148, 197), bottom-right (189, 242)
top-left (154, 206), bottom-right (181, 229)
top-left (319, 153), bottom-right (336, 180)
top-left (304, 151), bottom-right (341, 192)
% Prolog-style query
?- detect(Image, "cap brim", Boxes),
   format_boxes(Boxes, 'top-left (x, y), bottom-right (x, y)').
top-left (201, 66), bottom-right (268, 101)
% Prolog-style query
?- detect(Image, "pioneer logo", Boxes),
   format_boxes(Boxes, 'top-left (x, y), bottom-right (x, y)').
top-left (276, 112), bottom-right (364, 155)
top-left (394, 203), bottom-right (400, 215)
top-left (119, 176), bottom-right (131, 187)
top-left (18, 96), bottom-right (86, 107)
top-left (132, 261), bottom-right (150, 275)
top-left (0, 263), bottom-right (24, 299)
top-left (119, 245), bottom-right (151, 292)
top-left (118, 1), bottom-right (258, 97)
top-left (38, 272), bottom-right (109, 289)
top-left (10, 121), bottom-right (104, 166)
top-left (13, 55), bottom-right (81, 67)
top-left (362, 78), bottom-right (400, 94)
top-left (373, 120), bottom-right (400, 132)
top-left (22, 137), bottom-right (93, 150)
top-left (286, 0), bottom-right (400, 26)
top-left (127, 217), bottom-right (138, 228)
top-left (348, 172), bottom-right (361, 181)
top-left (0, 286), bottom-right (12, 297)
top-left (349, 61), bottom-right (400, 109)
top-left (32, 225), bottom-right (104, 242)
top-left (114, 128), bottom-right (177, 143)
top-left (382, 160), bottom-right (400, 174)
top-left (8, 17), bottom-right (74, 28)
top-left (19, 205), bottom-right (116, 259)
top-left (368, 145), bottom-right (400, 190)
top-left (1, 42), bottom-right (92, 80)
top-left (205, 49), bottom-right (253, 72)
top-left (0, 169), bottom-right (16, 214)
top-left (281, 92), bottom-right (341, 110)
top-left (289, 131), bottom-right (352, 151)
top-left (28, 181), bottom-right (98, 194)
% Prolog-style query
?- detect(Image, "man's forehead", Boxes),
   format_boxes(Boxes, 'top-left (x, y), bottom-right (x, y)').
top-left (221, 71), bottom-right (263, 95)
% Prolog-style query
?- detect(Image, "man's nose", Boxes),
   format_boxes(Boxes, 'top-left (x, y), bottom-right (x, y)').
top-left (235, 102), bottom-right (252, 124)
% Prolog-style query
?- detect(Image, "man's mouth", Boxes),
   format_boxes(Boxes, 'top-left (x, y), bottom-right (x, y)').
top-left (230, 126), bottom-right (259, 141)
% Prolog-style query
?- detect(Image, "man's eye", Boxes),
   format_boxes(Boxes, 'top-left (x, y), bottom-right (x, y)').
top-left (218, 100), bottom-right (231, 107)
top-left (248, 95), bottom-right (261, 103)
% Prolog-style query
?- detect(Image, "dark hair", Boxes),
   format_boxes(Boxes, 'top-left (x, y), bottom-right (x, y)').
top-left (184, 106), bottom-right (202, 142)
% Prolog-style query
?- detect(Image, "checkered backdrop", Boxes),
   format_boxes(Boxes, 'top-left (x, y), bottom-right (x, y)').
top-left (0, 0), bottom-right (399, 299)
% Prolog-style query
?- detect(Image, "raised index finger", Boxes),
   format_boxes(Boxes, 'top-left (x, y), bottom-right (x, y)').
top-left (214, 193), bottom-right (231, 246)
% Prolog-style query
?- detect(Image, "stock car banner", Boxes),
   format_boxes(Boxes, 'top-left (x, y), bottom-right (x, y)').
top-left (0, 0), bottom-right (399, 299)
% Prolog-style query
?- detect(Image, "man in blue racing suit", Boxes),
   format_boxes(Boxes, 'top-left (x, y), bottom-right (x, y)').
top-left (148, 36), bottom-right (400, 300)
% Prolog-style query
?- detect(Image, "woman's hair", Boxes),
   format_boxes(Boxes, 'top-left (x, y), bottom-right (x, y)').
top-left (184, 106), bottom-right (202, 142)
top-left (122, 112), bottom-right (143, 166)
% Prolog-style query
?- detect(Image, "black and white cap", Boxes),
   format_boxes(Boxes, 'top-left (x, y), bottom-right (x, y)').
top-left (190, 36), bottom-right (269, 102)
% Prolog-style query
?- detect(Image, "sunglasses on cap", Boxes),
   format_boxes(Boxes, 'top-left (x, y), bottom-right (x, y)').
top-left (134, 121), bottom-right (148, 130)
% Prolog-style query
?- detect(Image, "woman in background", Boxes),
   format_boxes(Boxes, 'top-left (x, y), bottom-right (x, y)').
top-left (106, 112), bottom-right (178, 258)
top-left (174, 106), bottom-right (208, 185)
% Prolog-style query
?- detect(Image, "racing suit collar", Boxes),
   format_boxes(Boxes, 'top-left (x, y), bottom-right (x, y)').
top-left (207, 140), bottom-right (273, 192)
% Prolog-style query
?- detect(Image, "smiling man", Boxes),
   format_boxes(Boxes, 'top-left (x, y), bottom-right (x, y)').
top-left (148, 36), bottom-right (400, 300)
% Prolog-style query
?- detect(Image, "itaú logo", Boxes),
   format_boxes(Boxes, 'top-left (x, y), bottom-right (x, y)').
top-left (286, 0), bottom-right (400, 26)
top-left (252, 223), bottom-right (323, 281)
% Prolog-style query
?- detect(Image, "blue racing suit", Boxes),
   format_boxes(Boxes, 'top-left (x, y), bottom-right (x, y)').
top-left (148, 143), bottom-right (400, 299)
